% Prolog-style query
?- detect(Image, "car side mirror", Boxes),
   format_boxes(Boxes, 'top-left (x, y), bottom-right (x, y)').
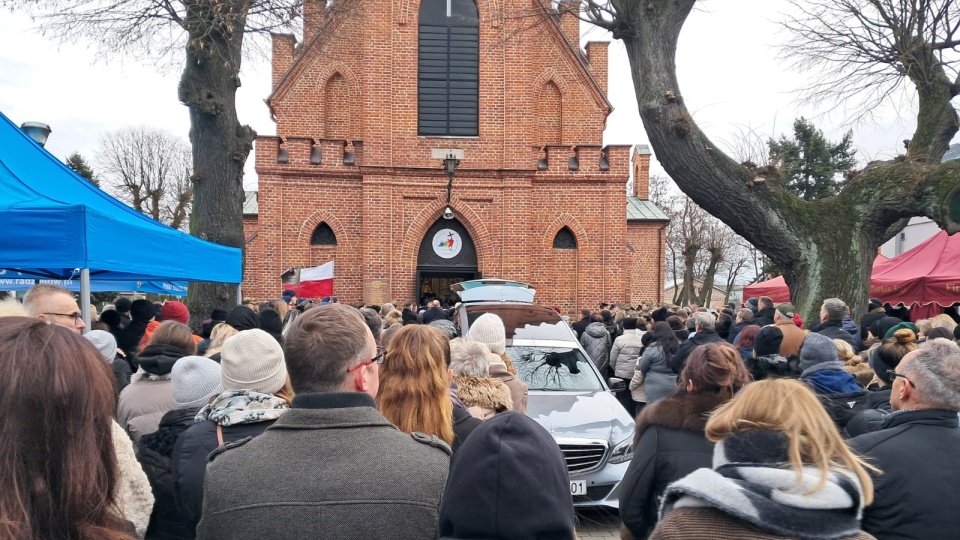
top-left (607, 378), bottom-right (626, 392)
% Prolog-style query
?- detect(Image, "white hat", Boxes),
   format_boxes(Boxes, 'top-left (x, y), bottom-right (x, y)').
top-left (84, 330), bottom-right (117, 363)
top-left (221, 329), bottom-right (288, 394)
top-left (468, 313), bottom-right (507, 354)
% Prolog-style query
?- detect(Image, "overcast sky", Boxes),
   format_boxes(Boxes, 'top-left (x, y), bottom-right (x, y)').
top-left (1, 1), bottom-right (950, 192)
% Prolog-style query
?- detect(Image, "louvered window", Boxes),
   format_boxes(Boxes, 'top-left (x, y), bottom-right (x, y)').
top-left (418, 0), bottom-right (479, 136)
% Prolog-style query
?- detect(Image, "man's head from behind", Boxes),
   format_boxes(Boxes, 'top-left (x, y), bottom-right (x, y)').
top-left (692, 311), bottom-right (715, 333)
top-left (890, 342), bottom-right (960, 412)
top-left (736, 308), bottom-right (754, 324)
top-left (23, 284), bottom-right (85, 333)
top-left (821, 298), bottom-right (847, 322)
top-left (758, 296), bottom-right (773, 310)
top-left (283, 304), bottom-right (377, 397)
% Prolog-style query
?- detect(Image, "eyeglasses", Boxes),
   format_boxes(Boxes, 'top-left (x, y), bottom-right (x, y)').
top-left (347, 347), bottom-right (386, 373)
top-left (887, 369), bottom-right (912, 386)
top-left (43, 312), bottom-right (82, 323)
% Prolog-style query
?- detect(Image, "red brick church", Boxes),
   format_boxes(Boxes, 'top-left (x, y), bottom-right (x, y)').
top-left (241, 0), bottom-right (667, 314)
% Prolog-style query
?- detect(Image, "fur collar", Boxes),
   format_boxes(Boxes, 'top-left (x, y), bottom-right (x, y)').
top-left (455, 376), bottom-right (514, 412)
top-left (634, 391), bottom-right (731, 446)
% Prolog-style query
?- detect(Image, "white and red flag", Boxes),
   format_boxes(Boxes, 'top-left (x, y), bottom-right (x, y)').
top-left (297, 261), bottom-right (334, 298)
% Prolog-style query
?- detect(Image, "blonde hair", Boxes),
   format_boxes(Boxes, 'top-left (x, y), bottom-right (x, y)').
top-left (205, 323), bottom-right (238, 358)
top-left (376, 325), bottom-right (454, 445)
top-left (706, 378), bottom-right (877, 505)
top-left (268, 299), bottom-right (289, 321)
top-left (833, 339), bottom-right (856, 363)
top-left (383, 309), bottom-right (403, 328)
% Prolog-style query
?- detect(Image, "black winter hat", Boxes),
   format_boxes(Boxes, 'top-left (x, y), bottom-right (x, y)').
top-left (869, 316), bottom-right (902, 341)
top-left (439, 412), bottom-right (575, 539)
top-left (114, 297), bottom-right (132, 313)
top-left (753, 326), bottom-right (784, 357)
top-left (210, 308), bottom-right (229, 322)
top-left (258, 308), bottom-right (284, 344)
top-left (652, 307), bottom-right (669, 322)
top-left (130, 299), bottom-right (155, 322)
top-left (421, 306), bottom-right (447, 325)
top-left (225, 305), bottom-right (261, 331)
top-left (868, 298), bottom-right (884, 311)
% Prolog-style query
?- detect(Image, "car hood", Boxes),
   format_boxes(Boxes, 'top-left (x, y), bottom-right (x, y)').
top-left (525, 390), bottom-right (634, 444)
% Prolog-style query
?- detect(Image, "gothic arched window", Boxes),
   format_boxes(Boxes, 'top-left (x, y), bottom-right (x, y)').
top-left (553, 227), bottom-right (577, 249)
top-left (310, 222), bottom-right (338, 246)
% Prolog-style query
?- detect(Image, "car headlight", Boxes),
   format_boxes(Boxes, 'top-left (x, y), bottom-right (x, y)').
top-left (608, 436), bottom-right (633, 464)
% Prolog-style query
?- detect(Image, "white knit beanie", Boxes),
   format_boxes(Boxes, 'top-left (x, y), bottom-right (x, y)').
top-left (469, 313), bottom-right (507, 354)
top-left (171, 356), bottom-right (224, 409)
top-left (220, 329), bottom-right (288, 394)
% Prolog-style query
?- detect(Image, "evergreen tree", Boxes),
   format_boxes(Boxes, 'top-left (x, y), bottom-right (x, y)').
top-left (768, 118), bottom-right (857, 201)
top-left (65, 152), bottom-right (99, 187)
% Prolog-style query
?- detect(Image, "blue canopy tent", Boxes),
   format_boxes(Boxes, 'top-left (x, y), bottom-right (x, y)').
top-left (0, 275), bottom-right (188, 296)
top-left (0, 111), bottom-right (242, 325)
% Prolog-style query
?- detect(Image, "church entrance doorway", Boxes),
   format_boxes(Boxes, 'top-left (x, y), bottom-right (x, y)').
top-left (416, 217), bottom-right (479, 307)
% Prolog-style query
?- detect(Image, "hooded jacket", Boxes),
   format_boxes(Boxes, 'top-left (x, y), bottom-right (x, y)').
top-left (439, 412), bottom-right (574, 539)
top-left (455, 376), bottom-right (513, 420)
top-left (117, 344), bottom-right (189, 443)
top-left (754, 307), bottom-right (776, 327)
top-left (225, 306), bottom-right (260, 331)
top-left (669, 331), bottom-right (723, 374)
top-left (488, 360), bottom-right (528, 414)
top-left (580, 322), bottom-right (612, 372)
top-left (619, 391), bottom-right (731, 540)
top-left (638, 344), bottom-right (678, 404)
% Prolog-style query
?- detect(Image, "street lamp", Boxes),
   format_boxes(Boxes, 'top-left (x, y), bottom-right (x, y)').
top-left (20, 122), bottom-right (52, 147)
top-left (443, 153), bottom-right (460, 220)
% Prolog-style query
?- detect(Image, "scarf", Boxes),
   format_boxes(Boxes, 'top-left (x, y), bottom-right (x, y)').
top-left (660, 430), bottom-right (865, 540)
top-left (195, 389), bottom-right (290, 426)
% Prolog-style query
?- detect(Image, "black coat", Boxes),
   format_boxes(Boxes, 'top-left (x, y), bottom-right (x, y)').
top-left (849, 409), bottom-right (960, 540)
top-left (815, 320), bottom-right (858, 351)
top-left (619, 391), bottom-right (729, 539)
top-left (844, 386), bottom-right (892, 438)
top-left (138, 408), bottom-right (199, 540)
top-left (669, 331), bottom-right (723, 374)
top-left (111, 355), bottom-right (133, 396)
top-left (171, 419), bottom-right (275, 534)
top-left (754, 307), bottom-right (776, 327)
top-left (571, 316), bottom-right (591, 339)
top-left (115, 317), bottom-right (149, 356)
top-left (451, 401), bottom-right (481, 454)
top-left (727, 322), bottom-right (749, 344)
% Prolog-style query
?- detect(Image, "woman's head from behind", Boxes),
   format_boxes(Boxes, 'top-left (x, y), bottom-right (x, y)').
top-left (0, 317), bottom-right (131, 538)
top-left (149, 320), bottom-right (197, 356)
top-left (871, 328), bottom-right (918, 385)
top-left (680, 342), bottom-right (751, 395)
top-left (706, 378), bottom-right (875, 505)
top-left (377, 325), bottom-right (454, 445)
top-left (737, 325), bottom-right (761, 349)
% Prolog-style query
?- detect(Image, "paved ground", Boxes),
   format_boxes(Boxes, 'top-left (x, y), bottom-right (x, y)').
top-left (575, 507), bottom-right (621, 538)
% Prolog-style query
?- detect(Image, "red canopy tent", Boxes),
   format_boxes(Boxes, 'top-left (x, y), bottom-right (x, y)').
top-left (743, 232), bottom-right (960, 320)
top-left (742, 255), bottom-right (891, 307)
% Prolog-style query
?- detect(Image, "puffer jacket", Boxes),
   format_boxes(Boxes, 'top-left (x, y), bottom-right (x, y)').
top-left (611, 329), bottom-right (644, 379)
top-left (844, 385), bottom-right (892, 438)
top-left (580, 322), bottom-right (612, 373)
top-left (455, 376), bottom-right (513, 420)
top-left (138, 408), bottom-right (199, 540)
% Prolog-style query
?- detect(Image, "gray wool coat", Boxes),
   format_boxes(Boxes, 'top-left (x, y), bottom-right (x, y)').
top-left (197, 392), bottom-right (451, 540)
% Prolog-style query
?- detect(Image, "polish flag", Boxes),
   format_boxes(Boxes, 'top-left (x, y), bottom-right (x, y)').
top-left (298, 261), bottom-right (334, 297)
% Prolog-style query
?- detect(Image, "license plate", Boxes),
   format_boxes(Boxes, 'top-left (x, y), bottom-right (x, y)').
top-left (570, 480), bottom-right (587, 495)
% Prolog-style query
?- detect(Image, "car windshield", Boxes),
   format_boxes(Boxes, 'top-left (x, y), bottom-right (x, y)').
top-left (506, 346), bottom-right (603, 391)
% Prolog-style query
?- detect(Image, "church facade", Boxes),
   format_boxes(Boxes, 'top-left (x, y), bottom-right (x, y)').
top-left (242, 0), bottom-right (667, 314)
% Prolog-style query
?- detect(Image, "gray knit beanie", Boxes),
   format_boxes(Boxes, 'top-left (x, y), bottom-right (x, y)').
top-left (799, 332), bottom-right (839, 371)
top-left (221, 329), bottom-right (288, 394)
top-left (84, 330), bottom-right (117, 363)
top-left (171, 356), bottom-right (224, 409)
top-left (468, 313), bottom-right (507, 354)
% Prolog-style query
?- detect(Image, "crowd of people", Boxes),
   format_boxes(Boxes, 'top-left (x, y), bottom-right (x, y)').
top-left (2, 284), bottom-right (960, 539)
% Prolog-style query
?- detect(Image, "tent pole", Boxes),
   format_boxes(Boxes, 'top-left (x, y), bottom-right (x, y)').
top-left (237, 284), bottom-right (242, 306)
top-left (80, 268), bottom-right (91, 333)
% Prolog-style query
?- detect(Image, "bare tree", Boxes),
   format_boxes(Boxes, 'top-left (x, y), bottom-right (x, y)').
top-left (582, 0), bottom-right (960, 323)
top-left (97, 126), bottom-right (193, 230)
top-left (4, 0), bottom-right (358, 320)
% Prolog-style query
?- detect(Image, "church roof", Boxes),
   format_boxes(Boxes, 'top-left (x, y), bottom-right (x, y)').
top-left (626, 196), bottom-right (668, 222)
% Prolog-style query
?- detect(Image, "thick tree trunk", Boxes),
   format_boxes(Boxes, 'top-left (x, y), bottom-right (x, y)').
top-left (179, 0), bottom-right (256, 326)
top-left (697, 248), bottom-right (721, 308)
top-left (614, 0), bottom-right (960, 325)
